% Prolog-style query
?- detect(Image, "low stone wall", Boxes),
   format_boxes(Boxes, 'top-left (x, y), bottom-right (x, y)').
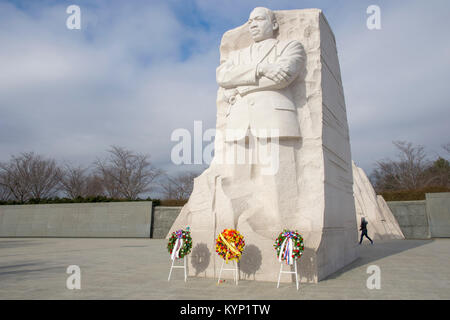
top-left (426, 192), bottom-right (450, 238)
top-left (387, 201), bottom-right (430, 239)
top-left (0, 202), bottom-right (152, 238)
top-left (152, 206), bottom-right (183, 239)
top-left (2, 192), bottom-right (448, 239)
top-left (387, 192), bottom-right (450, 239)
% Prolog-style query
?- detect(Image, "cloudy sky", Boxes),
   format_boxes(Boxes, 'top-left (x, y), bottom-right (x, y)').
top-left (1, 0), bottom-right (449, 186)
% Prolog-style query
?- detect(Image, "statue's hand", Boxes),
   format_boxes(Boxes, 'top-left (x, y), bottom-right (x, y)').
top-left (223, 88), bottom-right (239, 104)
top-left (258, 64), bottom-right (290, 84)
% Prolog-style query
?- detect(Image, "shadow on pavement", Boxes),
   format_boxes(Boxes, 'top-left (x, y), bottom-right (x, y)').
top-left (324, 239), bottom-right (433, 280)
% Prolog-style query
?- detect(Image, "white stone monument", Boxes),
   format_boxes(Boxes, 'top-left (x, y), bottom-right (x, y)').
top-left (168, 8), bottom-right (358, 283)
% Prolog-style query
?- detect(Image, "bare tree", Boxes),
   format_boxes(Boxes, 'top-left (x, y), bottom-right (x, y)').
top-left (423, 144), bottom-right (450, 188)
top-left (424, 157), bottom-right (450, 188)
top-left (94, 146), bottom-right (162, 199)
top-left (84, 174), bottom-right (106, 197)
top-left (0, 156), bottom-right (31, 202)
top-left (98, 168), bottom-right (121, 198)
top-left (160, 171), bottom-right (198, 200)
top-left (0, 183), bottom-right (11, 201)
top-left (0, 152), bottom-right (61, 201)
top-left (60, 164), bottom-right (89, 199)
top-left (371, 141), bottom-right (431, 191)
top-left (370, 140), bottom-right (450, 192)
top-left (47, 162), bottom-right (107, 199)
top-left (28, 154), bottom-right (62, 199)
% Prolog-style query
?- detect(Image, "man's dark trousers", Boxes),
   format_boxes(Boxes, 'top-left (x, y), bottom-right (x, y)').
top-left (360, 230), bottom-right (373, 244)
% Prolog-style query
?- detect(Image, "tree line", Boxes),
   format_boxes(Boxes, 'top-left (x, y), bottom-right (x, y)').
top-left (0, 146), bottom-right (198, 204)
top-left (1, 141), bottom-right (448, 204)
top-left (370, 141), bottom-right (450, 200)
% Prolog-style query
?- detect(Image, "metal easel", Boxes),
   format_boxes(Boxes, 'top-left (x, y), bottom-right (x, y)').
top-left (168, 256), bottom-right (187, 282)
top-left (277, 260), bottom-right (299, 290)
top-left (217, 255), bottom-right (239, 285)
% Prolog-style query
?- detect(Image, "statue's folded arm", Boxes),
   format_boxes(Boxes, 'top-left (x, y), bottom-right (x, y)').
top-left (217, 40), bottom-right (305, 96)
top-left (216, 55), bottom-right (259, 89)
top-left (239, 41), bottom-right (305, 95)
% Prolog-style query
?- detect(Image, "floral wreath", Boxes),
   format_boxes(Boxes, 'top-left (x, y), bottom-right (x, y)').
top-left (215, 229), bottom-right (245, 263)
top-left (167, 227), bottom-right (193, 260)
top-left (274, 229), bottom-right (304, 265)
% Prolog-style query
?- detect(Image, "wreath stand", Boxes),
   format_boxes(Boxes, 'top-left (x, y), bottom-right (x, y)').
top-left (217, 254), bottom-right (239, 285)
top-left (168, 256), bottom-right (187, 282)
top-left (277, 260), bottom-right (299, 290)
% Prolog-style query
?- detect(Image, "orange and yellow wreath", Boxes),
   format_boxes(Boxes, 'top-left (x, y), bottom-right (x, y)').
top-left (215, 229), bottom-right (245, 263)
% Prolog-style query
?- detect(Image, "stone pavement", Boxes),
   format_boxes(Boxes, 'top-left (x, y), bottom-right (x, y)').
top-left (0, 238), bottom-right (449, 299)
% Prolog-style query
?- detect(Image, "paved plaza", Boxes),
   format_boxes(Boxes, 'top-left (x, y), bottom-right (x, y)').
top-left (0, 238), bottom-right (449, 299)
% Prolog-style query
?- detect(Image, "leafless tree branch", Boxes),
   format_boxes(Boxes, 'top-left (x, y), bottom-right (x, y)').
top-left (94, 146), bottom-right (162, 199)
top-left (0, 152), bottom-right (61, 201)
top-left (372, 141), bottom-right (449, 192)
top-left (160, 171), bottom-right (198, 200)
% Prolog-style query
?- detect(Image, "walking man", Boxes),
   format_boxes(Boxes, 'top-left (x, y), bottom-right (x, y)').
top-left (359, 217), bottom-right (374, 245)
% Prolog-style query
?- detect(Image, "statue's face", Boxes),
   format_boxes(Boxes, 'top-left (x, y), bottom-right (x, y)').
top-left (248, 8), bottom-right (276, 42)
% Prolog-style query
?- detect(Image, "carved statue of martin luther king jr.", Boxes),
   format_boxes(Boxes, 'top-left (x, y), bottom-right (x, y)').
top-left (216, 7), bottom-right (305, 142)
top-left (214, 7), bottom-right (306, 235)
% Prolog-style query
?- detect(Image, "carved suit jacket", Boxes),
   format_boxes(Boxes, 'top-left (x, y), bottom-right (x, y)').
top-left (216, 38), bottom-right (304, 141)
